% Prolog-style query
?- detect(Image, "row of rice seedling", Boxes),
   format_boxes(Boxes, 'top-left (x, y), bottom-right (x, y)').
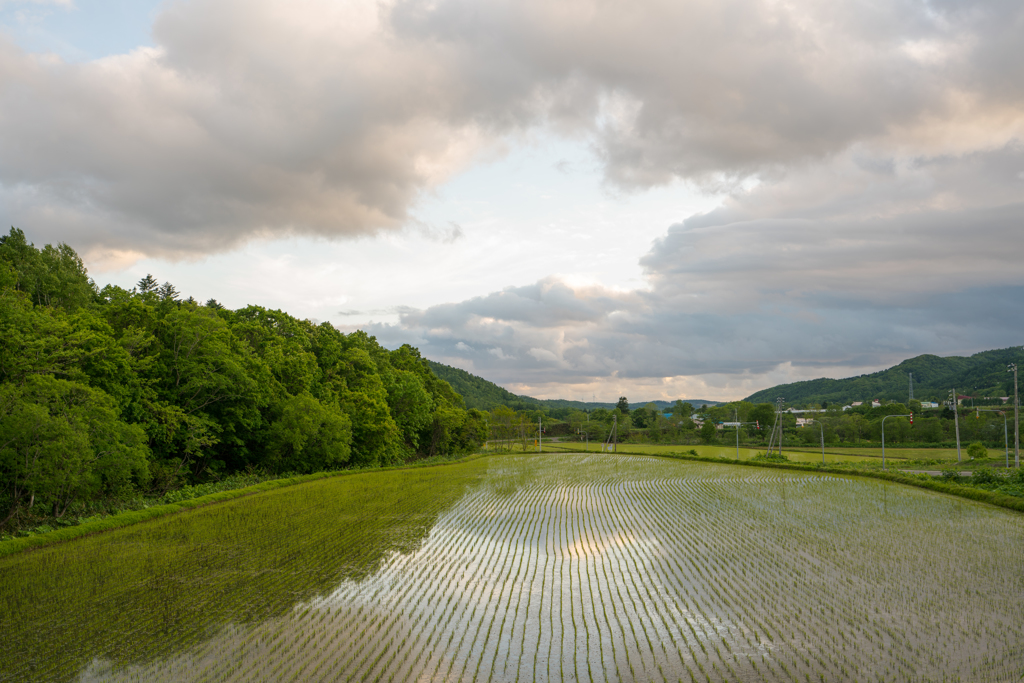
top-left (4, 452), bottom-right (1023, 681)
top-left (0, 464), bottom-right (488, 683)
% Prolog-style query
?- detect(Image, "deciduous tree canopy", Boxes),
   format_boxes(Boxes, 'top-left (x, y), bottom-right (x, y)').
top-left (0, 229), bottom-right (486, 532)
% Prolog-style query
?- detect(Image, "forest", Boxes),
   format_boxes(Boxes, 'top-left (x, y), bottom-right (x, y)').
top-left (427, 360), bottom-right (719, 415)
top-left (744, 347), bottom-right (1024, 406)
top-left (0, 229), bottom-right (486, 533)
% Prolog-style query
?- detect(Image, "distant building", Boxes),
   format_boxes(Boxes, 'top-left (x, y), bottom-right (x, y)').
top-left (871, 400), bottom-right (881, 408)
top-left (919, 401), bottom-right (938, 408)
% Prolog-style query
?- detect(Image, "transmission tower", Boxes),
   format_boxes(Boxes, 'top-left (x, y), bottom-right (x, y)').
top-left (765, 397), bottom-right (785, 455)
top-left (909, 372), bottom-right (914, 401)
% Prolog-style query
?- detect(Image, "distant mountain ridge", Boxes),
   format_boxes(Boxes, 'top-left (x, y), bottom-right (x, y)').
top-left (743, 346), bottom-right (1024, 406)
top-left (426, 361), bottom-right (720, 413)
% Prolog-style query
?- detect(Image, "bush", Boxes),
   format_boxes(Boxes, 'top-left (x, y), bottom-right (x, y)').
top-left (971, 468), bottom-right (997, 485)
top-left (967, 442), bottom-right (987, 459)
top-left (752, 451), bottom-right (789, 463)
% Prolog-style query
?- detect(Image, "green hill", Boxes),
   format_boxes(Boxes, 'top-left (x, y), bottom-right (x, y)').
top-left (426, 361), bottom-right (720, 413)
top-left (426, 361), bottom-right (544, 412)
top-left (743, 347), bottom-right (1024, 406)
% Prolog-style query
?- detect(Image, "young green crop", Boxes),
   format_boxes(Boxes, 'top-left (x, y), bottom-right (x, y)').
top-left (3, 452), bottom-right (1024, 682)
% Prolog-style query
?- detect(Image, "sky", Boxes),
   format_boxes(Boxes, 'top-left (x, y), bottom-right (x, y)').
top-left (1, 0), bottom-right (1022, 402)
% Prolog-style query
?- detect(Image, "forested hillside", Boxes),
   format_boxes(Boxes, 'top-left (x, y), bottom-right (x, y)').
top-left (426, 361), bottom-right (543, 412)
top-left (426, 360), bottom-right (720, 414)
top-left (744, 348), bottom-right (1024, 406)
top-left (0, 229), bottom-right (486, 532)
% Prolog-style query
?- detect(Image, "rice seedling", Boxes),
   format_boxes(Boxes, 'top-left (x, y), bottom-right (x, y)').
top-left (2, 452), bottom-right (1023, 682)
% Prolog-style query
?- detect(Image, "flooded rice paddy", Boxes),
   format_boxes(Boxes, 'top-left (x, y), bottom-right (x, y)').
top-left (2, 453), bottom-right (1023, 682)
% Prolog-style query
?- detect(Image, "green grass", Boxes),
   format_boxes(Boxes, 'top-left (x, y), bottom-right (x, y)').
top-left (782, 445), bottom-right (1008, 461)
top-left (544, 441), bottom-right (900, 463)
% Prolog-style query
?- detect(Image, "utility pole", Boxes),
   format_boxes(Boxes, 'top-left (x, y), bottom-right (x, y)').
top-left (777, 397), bottom-right (785, 459)
top-left (1010, 363), bottom-right (1019, 468)
top-left (765, 397), bottom-right (785, 455)
top-left (538, 416), bottom-right (542, 453)
top-left (950, 388), bottom-right (962, 463)
top-left (735, 409), bottom-right (740, 460)
top-left (584, 412), bottom-right (589, 452)
top-left (612, 414), bottom-right (617, 453)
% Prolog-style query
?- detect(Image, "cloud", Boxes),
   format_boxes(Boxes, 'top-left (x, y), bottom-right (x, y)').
top-left (488, 347), bottom-right (512, 360)
top-left (390, 0), bottom-right (1024, 185)
top-left (2, 0), bottom-right (1022, 262)
top-left (4, 0), bottom-right (1022, 399)
top-left (366, 143), bottom-right (1024, 398)
top-left (0, 1), bottom-right (494, 260)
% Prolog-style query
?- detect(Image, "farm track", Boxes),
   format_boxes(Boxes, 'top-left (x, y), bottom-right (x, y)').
top-left (3, 453), bottom-right (1024, 682)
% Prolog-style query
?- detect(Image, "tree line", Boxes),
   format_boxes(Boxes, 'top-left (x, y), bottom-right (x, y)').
top-left (552, 397), bottom-right (1019, 449)
top-left (0, 228), bottom-right (486, 532)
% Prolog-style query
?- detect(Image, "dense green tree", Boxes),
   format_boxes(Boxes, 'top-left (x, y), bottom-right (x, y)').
top-left (151, 305), bottom-right (270, 474)
top-left (747, 403), bottom-right (776, 439)
top-left (136, 274), bottom-right (158, 294)
top-left (156, 282), bottom-right (180, 302)
top-left (631, 406), bottom-right (651, 428)
top-left (387, 370), bottom-right (433, 449)
top-left (0, 376), bottom-right (149, 524)
top-left (263, 393), bottom-right (351, 473)
top-left (699, 419), bottom-right (717, 444)
top-left (0, 228), bottom-right (488, 532)
top-left (231, 305), bottom-right (320, 397)
top-left (0, 229), bottom-right (95, 310)
top-left (670, 399), bottom-right (694, 421)
top-left (616, 397), bottom-right (630, 415)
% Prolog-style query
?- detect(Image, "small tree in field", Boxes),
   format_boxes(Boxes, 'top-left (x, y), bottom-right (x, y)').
top-left (966, 442), bottom-right (987, 459)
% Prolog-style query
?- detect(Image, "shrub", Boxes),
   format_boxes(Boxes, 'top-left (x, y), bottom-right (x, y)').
top-left (941, 469), bottom-right (961, 482)
top-left (967, 442), bottom-right (987, 460)
top-left (971, 468), bottom-right (997, 485)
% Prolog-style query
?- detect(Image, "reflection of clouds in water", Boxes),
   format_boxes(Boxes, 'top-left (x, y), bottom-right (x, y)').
top-left (73, 454), bottom-right (1024, 683)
